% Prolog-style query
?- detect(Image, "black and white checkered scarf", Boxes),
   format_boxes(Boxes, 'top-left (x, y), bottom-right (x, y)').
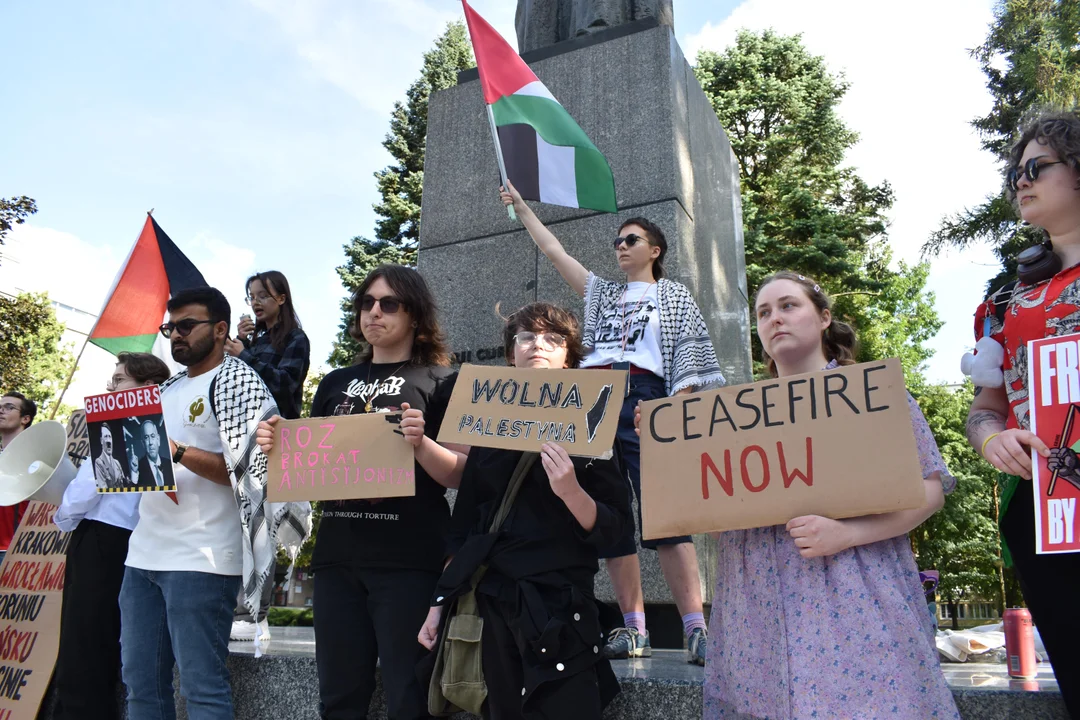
top-left (161, 356), bottom-right (311, 656)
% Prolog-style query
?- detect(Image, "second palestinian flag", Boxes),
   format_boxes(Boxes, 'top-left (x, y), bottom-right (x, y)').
top-left (462, 0), bottom-right (617, 213)
top-left (90, 215), bottom-right (207, 356)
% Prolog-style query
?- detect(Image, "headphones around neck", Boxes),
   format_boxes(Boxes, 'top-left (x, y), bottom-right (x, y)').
top-left (1016, 241), bottom-right (1062, 285)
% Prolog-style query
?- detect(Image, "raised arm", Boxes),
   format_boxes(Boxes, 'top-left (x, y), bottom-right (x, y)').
top-left (501, 181), bottom-right (588, 297)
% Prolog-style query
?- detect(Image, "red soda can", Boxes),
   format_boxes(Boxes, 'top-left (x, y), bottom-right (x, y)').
top-left (1003, 607), bottom-right (1037, 679)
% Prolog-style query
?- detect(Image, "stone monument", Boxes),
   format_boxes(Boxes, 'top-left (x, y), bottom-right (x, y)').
top-left (515, 0), bottom-right (674, 52)
top-left (417, 1), bottom-right (751, 646)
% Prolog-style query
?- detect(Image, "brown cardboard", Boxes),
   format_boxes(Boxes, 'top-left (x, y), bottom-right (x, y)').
top-left (0, 501), bottom-right (68, 718)
top-left (437, 364), bottom-right (625, 457)
top-left (639, 359), bottom-right (927, 539)
top-left (267, 413), bottom-right (416, 502)
top-left (64, 410), bottom-right (90, 469)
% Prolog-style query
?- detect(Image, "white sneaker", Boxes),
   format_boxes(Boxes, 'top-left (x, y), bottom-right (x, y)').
top-left (230, 619), bottom-right (271, 642)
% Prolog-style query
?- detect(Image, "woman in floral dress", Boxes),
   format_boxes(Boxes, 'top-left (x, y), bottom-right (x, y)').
top-left (701, 271), bottom-right (959, 719)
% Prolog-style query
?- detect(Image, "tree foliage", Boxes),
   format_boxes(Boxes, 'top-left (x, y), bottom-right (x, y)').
top-left (694, 30), bottom-right (941, 380)
top-left (0, 196), bottom-right (38, 253)
top-left (330, 22), bottom-right (474, 366)
top-left (923, 0), bottom-right (1080, 289)
top-left (911, 384), bottom-right (1004, 606)
top-left (0, 292), bottom-right (76, 417)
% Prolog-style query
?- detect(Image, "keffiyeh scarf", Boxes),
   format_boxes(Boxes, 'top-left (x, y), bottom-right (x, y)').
top-left (161, 356), bottom-right (311, 657)
top-left (583, 272), bottom-right (726, 393)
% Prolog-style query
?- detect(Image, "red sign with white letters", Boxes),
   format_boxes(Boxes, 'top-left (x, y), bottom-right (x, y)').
top-left (1029, 333), bottom-right (1080, 554)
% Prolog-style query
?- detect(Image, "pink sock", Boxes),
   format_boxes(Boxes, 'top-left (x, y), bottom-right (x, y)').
top-left (623, 611), bottom-right (646, 633)
top-left (682, 612), bottom-right (706, 636)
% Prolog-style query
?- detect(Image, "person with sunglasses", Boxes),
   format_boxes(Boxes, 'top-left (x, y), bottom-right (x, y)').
top-left (224, 270), bottom-right (310, 644)
top-left (501, 182), bottom-right (725, 666)
top-left (255, 264), bottom-right (467, 719)
top-left (418, 302), bottom-right (631, 719)
top-left (967, 110), bottom-right (1080, 718)
top-left (121, 286), bottom-right (310, 720)
top-left (52, 352), bottom-right (171, 720)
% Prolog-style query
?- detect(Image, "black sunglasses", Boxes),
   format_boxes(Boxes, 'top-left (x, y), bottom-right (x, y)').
top-left (159, 319), bottom-right (215, 338)
top-left (613, 233), bottom-right (648, 249)
top-left (360, 295), bottom-right (405, 314)
top-left (1007, 158), bottom-right (1065, 192)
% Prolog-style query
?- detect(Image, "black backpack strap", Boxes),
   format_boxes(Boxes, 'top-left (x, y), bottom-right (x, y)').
top-left (988, 279), bottom-right (1018, 326)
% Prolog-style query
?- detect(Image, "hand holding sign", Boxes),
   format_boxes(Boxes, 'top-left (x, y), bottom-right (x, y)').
top-left (540, 442), bottom-right (579, 499)
top-left (786, 515), bottom-right (854, 559)
top-left (399, 403), bottom-right (426, 447)
top-left (255, 416), bottom-right (281, 455)
top-left (984, 428), bottom-right (1048, 481)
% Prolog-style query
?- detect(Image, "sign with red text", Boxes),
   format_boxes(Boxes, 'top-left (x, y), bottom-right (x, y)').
top-left (1029, 334), bottom-right (1080, 554)
top-left (639, 359), bottom-right (926, 539)
top-left (266, 413), bottom-right (416, 502)
top-left (0, 501), bottom-right (68, 719)
top-left (85, 387), bottom-right (175, 493)
top-left (437, 364), bottom-right (625, 457)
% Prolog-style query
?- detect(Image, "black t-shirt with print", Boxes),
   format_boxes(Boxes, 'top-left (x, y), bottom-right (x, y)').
top-left (309, 361), bottom-right (457, 572)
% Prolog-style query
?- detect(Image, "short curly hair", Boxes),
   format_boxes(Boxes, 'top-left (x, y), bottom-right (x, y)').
top-left (1007, 110), bottom-right (1080, 202)
top-left (502, 303), bottom-right (585, 368)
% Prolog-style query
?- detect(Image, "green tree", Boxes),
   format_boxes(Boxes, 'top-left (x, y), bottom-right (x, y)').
top-left (922, 0), bottom-right (1080, 288)
top-left (694, 30), bottom-right (941, 380)
top-left (330, 22), bottom-right (474, 366)
top-left (911, 382), bottom-right (1024, 624)
top-left (0, 292), bottom-right (76, 417)
top-left (0, 196), bottom-right (38, 252)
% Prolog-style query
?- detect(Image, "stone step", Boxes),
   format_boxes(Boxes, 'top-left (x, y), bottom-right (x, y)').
top-left (41, 627), bottom-right (1067, 719)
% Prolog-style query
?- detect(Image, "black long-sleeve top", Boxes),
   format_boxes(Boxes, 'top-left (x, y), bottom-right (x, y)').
top-left (442, 446), bottom-right (630, 591)
top-left (238, 327), bottom-right (310, 419)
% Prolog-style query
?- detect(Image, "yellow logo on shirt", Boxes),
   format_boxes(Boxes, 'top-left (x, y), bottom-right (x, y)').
top-left (186, 396), bottom-right (209, 427)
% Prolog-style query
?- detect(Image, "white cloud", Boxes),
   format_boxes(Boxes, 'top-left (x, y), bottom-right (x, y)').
top-left (245, 0), bottom-right (517, 116)
top-left (684, 0), bottom-right (1001, 382)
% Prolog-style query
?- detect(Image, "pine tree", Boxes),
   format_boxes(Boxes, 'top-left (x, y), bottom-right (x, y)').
top-left (922, 0), bottom-right (1080, 290)
top-left (329, 22), bottom-right (474, 366)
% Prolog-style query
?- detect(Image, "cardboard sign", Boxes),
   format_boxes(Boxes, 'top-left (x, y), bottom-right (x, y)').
top-left (85, 388), bottom-right (176, 493)
top-left (639, 359), bottom-right (926, 539)
top-left (1029, 334), bottom-right (1080, 554)
top-left (64, 411), bottom-right (89, 469)
top-left (267, 413), bottom-right (416, 502)
top-left (0, 501), bottom-right (68, 718)
top-left (436, 364), bottom-right (626, 457)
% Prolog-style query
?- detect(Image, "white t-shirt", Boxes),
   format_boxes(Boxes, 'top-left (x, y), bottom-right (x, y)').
top-left (580, 282), bottom-right (663, 377)
top-left (126, 365), bottom-right (243, 576)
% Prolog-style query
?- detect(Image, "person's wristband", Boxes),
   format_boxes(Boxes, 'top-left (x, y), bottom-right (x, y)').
top-left (172, 441), bottom-right (189, 464)
top-left (981, 432), bottom-right (1001, 457)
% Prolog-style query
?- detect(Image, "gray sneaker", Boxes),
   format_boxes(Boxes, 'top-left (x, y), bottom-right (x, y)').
top-left (687, 627), bottom-right (707, 666)
top-left (603, 627), bottom-right (651, 659)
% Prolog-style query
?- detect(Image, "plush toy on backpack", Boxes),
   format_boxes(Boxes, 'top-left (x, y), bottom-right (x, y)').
top-left (961, 335), bottom-right (1005, 389)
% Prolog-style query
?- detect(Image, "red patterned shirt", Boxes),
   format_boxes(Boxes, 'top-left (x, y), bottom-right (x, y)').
top-left (975, 263), bottom-right (1080, 431)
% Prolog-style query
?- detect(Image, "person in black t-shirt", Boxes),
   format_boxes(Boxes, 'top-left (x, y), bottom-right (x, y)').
top-left (256, 265), bottom-right (467, 720)
top-left (418, 303), bottom-right (630, 720)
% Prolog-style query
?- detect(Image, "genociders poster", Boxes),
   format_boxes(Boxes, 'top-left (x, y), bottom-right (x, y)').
top-left (1028, 333), bottom-right (1080, 554)
top-left (85, 387), bottom-right (176, 493)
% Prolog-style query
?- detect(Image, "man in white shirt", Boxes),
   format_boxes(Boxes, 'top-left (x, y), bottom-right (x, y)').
top-left (119, 287), bottom-right (256, 720)
top-left (53, 352), bottom-right (171, 720)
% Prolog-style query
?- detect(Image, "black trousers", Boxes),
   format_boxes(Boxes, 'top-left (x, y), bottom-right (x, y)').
top-left (314, 565), bottom-right (439, 720)
top-left (478, 594), bottom-right (603, 720)
top-left (53, 519), bottom-right (132, 720)
top-left (1001, 478), bottom-right (1080, 719)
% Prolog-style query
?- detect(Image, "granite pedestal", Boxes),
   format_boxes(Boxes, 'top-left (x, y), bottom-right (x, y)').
top-left (417, 20), bottom-right (750, 634)
top-left (40, 629), bottom-right (1068, 719)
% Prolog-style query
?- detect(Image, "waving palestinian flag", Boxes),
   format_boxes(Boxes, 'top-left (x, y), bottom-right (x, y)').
top-left (90, 215), bottom-right (206, 357)
top-left (462, 0), bottom-right (617, 213)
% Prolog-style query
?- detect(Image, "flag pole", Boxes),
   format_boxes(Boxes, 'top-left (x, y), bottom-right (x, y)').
top-left (486, 105), bottom-right (517, 222)
top-left (49, 334), bottom-right (91, 420)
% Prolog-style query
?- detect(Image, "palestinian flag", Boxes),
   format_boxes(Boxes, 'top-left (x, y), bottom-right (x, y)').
top-left (89, 215), bottom-right (207, 357)
top-left (462, 0), bottom-right (617, 213)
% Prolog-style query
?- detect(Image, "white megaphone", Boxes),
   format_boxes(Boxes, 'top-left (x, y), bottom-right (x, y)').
top-left (0, 421), bottom-right (78, 507)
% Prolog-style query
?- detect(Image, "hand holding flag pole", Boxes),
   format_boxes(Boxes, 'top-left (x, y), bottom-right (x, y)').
top-left (485, 105), bottom-right (517, 222)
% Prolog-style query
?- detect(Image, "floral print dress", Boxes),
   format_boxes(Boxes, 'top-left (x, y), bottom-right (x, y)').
top-left (703, 371), bottom-right (959, 720)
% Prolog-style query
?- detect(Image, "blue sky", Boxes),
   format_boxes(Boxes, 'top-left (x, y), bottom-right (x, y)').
top-left (2, 0), bottom-right (1001, 404)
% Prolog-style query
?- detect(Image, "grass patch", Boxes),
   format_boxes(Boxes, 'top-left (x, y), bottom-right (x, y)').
top-left (268, 607), bottom-right (314, 627)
